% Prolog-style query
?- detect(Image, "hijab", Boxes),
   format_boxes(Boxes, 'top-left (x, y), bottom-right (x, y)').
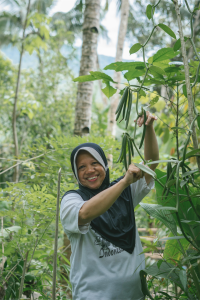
top-left (62, 143), bottom-right (136, 254)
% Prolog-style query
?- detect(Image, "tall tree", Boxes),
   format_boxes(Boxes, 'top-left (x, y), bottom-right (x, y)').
top-left (107, 0), bottom-right (129, 136)
top-left (74, 0), bottom-right (101, 136)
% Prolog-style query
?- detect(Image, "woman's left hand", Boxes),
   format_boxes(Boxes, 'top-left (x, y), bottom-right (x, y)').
top-left (135, 111), bottom-right (158, 127)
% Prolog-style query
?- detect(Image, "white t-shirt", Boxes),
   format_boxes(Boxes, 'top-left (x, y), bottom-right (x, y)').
top-left (60, 177), bottom-right (154, 300)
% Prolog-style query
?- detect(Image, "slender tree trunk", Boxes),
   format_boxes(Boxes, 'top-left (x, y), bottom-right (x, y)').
top-left (173, 0), bottom-right (200, 172)
top-left (107, 0), bottom-right (129, 136)
top-left (188, 9), bottom-right (200, 59)
top-left (74, 0), bottom-right (101, 136)
top-left (12, 0), bottom-right (31, 183)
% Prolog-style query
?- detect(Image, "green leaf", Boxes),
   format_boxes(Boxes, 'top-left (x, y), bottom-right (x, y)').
top-left (157, 260), bottom-right (163, 269)
top-left (164, 233), bottom-right (189, 265)
top-left (90, 71), bottom-right (114, 82)
top-left (160, 236), bottom-right (185, 241)
top-left (181, 220), bottom-right (200, 225)
top-left (183, 84), bottom-right (187, 97)
top-left (139, 89), bottom-right (146, 97)
top-left (158, 24), bottom-right (176, 39)
top-left (153, 48), bottom-right (179, 63)
top-left (173, 37), bottom-right (188, 51)
top-left (104, 61), bottom-right (145, 72)
top-left (182, 168), bottom-right (199, 177)
top-left (185, 149), bottom-right (200, 159)
top-left (149, 95), bottom-right (159, 106)
top-left (139, 270), bottom-right (154, 300)
top-left (149, 66), bottom-right (166, 75)
top-left (179, 269), bottom-right (187, 290)
top-left (144, 261), bottom-right (184, 289)
top-left (133, 163), bottom-right (157, 178)
top-left (146, 4), bottom-right (153, 20)
top-left (73, 75), bottom-right (97, 82)
top-left (166, 179), bottom-right (176, 188)
top-left (129, 43), bottom-right (142, 54)
top-left (140, 203), bottom-right (177, 235)
top-left (102, 82), bottom-right (117, 98)
top-left (124, 69), bottom-right (145, 81)
top-left (164, 67), bottom-right (180, 73)
top-left (174, 38), bottom-right (181, 51)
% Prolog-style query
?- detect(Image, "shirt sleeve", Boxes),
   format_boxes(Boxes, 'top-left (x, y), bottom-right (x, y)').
top-left (60, 193), bottom-right (90, 235)
top-left (131, 176), bottom-right (155, 208)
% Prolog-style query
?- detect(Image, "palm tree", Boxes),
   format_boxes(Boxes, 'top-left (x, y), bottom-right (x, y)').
top-left (73, 0), bottom-right (101, 136)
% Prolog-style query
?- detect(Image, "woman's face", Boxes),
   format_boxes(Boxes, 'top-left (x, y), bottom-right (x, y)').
top-left (76, 151), bottom-right (106, 189)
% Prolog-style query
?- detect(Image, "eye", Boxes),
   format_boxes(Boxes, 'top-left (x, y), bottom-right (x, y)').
top-left (78, 165), bottom-right (85, 170)
top-left (92, 162), bottom-right (98, 165)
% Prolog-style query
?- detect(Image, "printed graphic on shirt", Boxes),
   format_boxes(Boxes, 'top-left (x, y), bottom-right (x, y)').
top-left (94, 234), bottom-right (124, 258)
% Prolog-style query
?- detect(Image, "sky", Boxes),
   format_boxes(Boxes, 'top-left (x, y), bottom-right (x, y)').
top-left (50, 0), bottom-right (134, 60)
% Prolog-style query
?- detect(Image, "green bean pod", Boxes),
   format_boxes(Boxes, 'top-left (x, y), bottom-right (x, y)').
top-left (116, 138), bottom-right (124, 163)
top-left (122, 89), bottom-right (129, 121)
top-left (119, 134), bottom-right (126, 163)
top-left (125, 90), bottom-right (132, 129)
top-left (127, 138), bottom-right (132, 166)
top-left (123, 134), bottom-right (128, 171)
top-left (115, 87), bottom-right (128, 114)
top-left (139, 109), bottom-right (147, 149)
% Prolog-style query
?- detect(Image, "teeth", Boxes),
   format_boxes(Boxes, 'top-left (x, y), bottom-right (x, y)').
top-left (88, 176), bottom-right (97, 180)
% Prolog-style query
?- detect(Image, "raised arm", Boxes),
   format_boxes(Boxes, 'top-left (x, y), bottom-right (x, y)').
top-left (78, 165), bottom-right (143, 225)
top-left (136, 111), bottom-right (159, 185)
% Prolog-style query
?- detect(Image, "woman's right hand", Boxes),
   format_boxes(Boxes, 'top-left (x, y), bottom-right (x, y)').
top-left (122, 164), bottom-right (144, 188)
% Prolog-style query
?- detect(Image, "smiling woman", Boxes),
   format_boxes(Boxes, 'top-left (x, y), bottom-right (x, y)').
top-left (76, 150), bottom-right (106, 189)
top-left (60, 112), bottom-right (159, 300)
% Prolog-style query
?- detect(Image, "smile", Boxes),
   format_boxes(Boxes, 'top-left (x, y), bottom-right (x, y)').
top-left (87, 176), bottom-right (98, 182)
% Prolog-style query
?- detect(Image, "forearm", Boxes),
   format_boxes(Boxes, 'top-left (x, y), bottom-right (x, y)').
top-left (79, 179), bottom-right (128, 225)
top-left (144, 125), bottom-right (159, 170)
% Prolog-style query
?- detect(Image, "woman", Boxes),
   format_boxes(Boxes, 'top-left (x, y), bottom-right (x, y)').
top-left (60, 111), bottom-right (159, 300)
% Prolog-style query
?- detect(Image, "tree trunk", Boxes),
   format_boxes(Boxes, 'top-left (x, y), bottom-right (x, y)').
top-left (74, 0), bottom-right (101, 136)
top-left (107, 0), bottom-right (129, 136)
top-left (12, 0), bottom-right (31, 183)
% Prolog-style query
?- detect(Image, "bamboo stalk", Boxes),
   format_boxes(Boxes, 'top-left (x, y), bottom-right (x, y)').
top-left (52, 168), bottom-right (62, 300)
top-left (18, 251), bottom-right (29, 299)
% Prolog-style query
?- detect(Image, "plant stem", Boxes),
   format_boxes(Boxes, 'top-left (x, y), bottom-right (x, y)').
top-left (173, 0), bottom-right (200, 172)
top-left (176, 83), bottom-right (180, 160)
top-left (18, 251), bottom-right (29, 299)
top-left (12, 0), bottom-right (31, 183)
top-left (52, 168), bottom-right (61, 300)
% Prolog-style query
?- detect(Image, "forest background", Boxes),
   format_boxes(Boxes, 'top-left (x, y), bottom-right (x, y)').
top-left (0, 0), bottom-right (200, 299)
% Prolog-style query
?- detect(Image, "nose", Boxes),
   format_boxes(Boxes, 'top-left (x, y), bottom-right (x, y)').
top-left (85, 165), bottom-right (95, 174)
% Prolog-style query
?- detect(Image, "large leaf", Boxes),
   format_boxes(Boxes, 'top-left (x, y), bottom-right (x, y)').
top-left (124, 69), bottom-right (145, 81)
top-left (179, 269), bottom-right (187, 291)
top-left (140, 202), bottom-right (177, 235)
top-left (158, 24), bottom-right (176, 39)
top-left (90, 71), bottom-right (115, 82)
top-left (164, 233), bottom-right (190, 265)
top-left (104, 61), bottom-right (145, 72)
top-left (153, 48), bottom-right (179, 63)
top-left (149, 66), bottom-right (166, 76)
top-left (133, 163), bottom-right (157, 178)
top-left (144, 261), bottom-right (184, 290)
top-left (73, 74), bottom-right (97, 82)
top-left (129, 43), bottom-right (142, 54)
top-left (101, 82), bottom-right (117, 98)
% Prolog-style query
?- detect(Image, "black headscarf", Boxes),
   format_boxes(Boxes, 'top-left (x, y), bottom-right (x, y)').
top-left (62, 143), bottom-right (136, 254)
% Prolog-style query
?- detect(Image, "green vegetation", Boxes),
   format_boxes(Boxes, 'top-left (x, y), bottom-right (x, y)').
top-left (1, 0), bottom-right (200, 299)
